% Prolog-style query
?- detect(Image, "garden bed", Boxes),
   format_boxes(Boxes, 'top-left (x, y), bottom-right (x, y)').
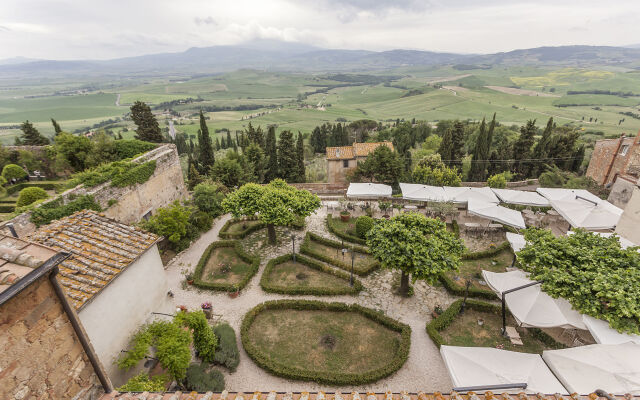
top-left (241, 300), bottom-right (410, 385)
top-left (219, 218), bottom-right (265, 239)
top-left (260, 253), bottom-right (362, 295)
top-left (427, 299), bottom-right (564, 353)
top-left (300, 232), bottom-right (379, 276)
top-left (326, 214), bottom-right (366, 245)
top-left (193, 240), bottom-right (260, 292)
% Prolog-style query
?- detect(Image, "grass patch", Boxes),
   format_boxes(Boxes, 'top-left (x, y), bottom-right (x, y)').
top-left (219, 217), bottom-right (265, 239)
top-left (241, 300), bottom-right (410, 385)
top-left (445, 248), bottom-right (513, 292)
top-left (326, 214), bottom-right (366, 245)
top-left (300, 232), bottom-right (379, 276)
top-left (192, 240), bottom-right (260, 292)
top-left (260, 253), bottom-right (362, 295)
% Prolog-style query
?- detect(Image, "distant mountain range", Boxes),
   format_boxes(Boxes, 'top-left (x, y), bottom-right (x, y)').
top-left (2, 40), bottom-right (640, 80)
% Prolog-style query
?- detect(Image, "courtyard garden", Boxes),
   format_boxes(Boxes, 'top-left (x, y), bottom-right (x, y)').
top-left (300, 232), bottom-right (379, 275)
top-left (192, 240), bottom-right (260, 292)
top-left (241, 300), bottom-right (410, 385)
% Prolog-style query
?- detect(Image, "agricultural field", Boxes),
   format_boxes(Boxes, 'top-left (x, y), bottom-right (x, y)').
top-left (2, 66), bottom-right (640, 145)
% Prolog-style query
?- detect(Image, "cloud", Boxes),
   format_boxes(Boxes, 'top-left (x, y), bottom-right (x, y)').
top-left (194, 16), bottom-right (217, 26)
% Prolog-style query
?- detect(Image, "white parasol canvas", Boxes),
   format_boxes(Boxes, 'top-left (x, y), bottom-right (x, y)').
top-left (467, 199), bottom-right (526, 229)
top-left (346, 183), bottom-right (392, 199)
top-left (492, 188), bottom-right (550, 207)
top-left (399, 183), bottom-right (447, 202)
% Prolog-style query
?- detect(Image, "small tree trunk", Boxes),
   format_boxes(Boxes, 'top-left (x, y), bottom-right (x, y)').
top-left (399, 271), bottom-right (410, 297)
top-left (267, 223), bottom-right (277, 244)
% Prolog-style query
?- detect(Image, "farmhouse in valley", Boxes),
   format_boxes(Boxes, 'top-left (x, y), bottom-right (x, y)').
top-left (326, 141), bottom-right (394, 183)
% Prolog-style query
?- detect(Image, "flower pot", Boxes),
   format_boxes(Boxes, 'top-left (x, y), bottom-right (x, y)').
top-left (202, 308), bottom-right (212, 319)
top-left (340, 213), bottom-right (351, 222)
top-left (187, 279), bottom-right (194, 285)
top-left (228, 291), bottom-right (239, 298)
top-left (477, 318), bottom-right (484, 326)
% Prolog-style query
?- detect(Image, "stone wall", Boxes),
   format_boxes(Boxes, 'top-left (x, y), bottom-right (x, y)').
top-left (0, 276), bottom-right (104, 400)
top-left (607, 175), bottom-right (637, 208)
top-left (327, 159), bottom-right (356, 184)
top-left (616, 185), bottom-right (640, 245)
top-left (2, 144), bottom-right (187, 237)
top-left (586, 135), bottom-right (640, 186)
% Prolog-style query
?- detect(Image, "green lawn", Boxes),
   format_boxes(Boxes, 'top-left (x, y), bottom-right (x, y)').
top-left (224, 219), bottom-right (262, 234)
top-left (201, 247), bottom-right (252, 285)
top-left (440, 309), bottom-right (559, 354)
top-left (262, 261), bottom-right (353, 291)
top-left (446, 249), bottom-right (513, 292)
top-left (304, 239), bottom-right (375, 274)
top-left (246, 309), bottom-right (401, 374)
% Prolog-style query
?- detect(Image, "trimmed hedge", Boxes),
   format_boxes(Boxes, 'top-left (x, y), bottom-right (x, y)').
top-left (219, 217), bottom-right (265, 239)
top-left (241, 300), bottom-right (411, 385)
top-left (462, 241), bottom-right (510, 260)
top-left (438, 273), bottom-right (498, 300)
top-left (300, 232), bottom-right (379, 276)
top-left (451, 220), bottom-right (460, 238)
top-left (260, 253), bottom-right (362, 295)
top-left (213, 323), bottom-right (241, 372)
top-left (426, 299), bottom-right (500, 348)
top-left (0, 204), bottom-right (15, 213)
top-left (6, 181), bottom-right (60, 196)
top-left (192, 240), bottom-right (260, 292)
top-left (326, 214), bottom-right (367, 245)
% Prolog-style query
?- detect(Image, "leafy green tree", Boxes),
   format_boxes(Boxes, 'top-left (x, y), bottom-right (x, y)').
top-left (197, 110), bottom-right (215, 174)
top-left (367, 213), bottom-right (464, 296)
top-left (222, 179), bottom-right (320, 244)
top-left (487, 172), bottom-right (507, 188)
top-left (351, 145), bottom-right (404, 185)
top-left (512, 119), bottom-right (537, 177)
top-left (17, 120), bottom-right (49, 145)
top-left (53, 132), bottom-right (92, 172)
top-left (518, 228), bottom-right (640, 334)
top-left (264, 126), bottom-right (278, 182)
top-left (310, 126), bottom-right (326, 153)
top-left (130, 101), bottom-right (163, 143)
top-left (277, 130), bottom-right (298, 182)
top-left (193, 181), bottom-right (226, 217)
top-left (141, 201), bottom-right (192, 250)
top-left (117, 373), bottom-right (167, 392)
top-left (51, 118), bottom-right (62, 135)
top-left (245, 142), bottom-right (266, 183)
top-left (2, 164), bottom-right (27, 181)
top-left (295, 132), bottom-right (305, 183)
top-left (468, 114), bottom-right (495, 182)
top-left (210, 155), bottom-right (250, 189)
top-left (245, 122), bottom-right (264, 148)
top-left (16, 187), bottom-right (49, 207)
top-left (187, 155), bottom-right (203, 190)
top-left (412, 154), bottom-right (461, 186)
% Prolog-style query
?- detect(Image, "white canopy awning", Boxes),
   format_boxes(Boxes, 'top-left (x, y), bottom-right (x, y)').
top-left (506, 232), bottom-right (527, 252)
top-left (492, 188), bottom-right (550, 207)
top-left (441, 346), bottom-right (568, 394)
top-left (346, 183), bottom-right (392, 199)
top-left (444, 186), bottom-right (499, 205)
top-left (482, 270), bottom-right (586, 330)
top-left (399, 183), bottom-right (447, 202)
top-left (468, 199), bottom-right (526, 229)
top-left (536, 188), bottom-right (623, 230)
top-left (582, 315), bottom-right (640, 345)
top-left (567, 230), bottom-right (637, 250)
top-left (543, 343), bottom-right (640, 395)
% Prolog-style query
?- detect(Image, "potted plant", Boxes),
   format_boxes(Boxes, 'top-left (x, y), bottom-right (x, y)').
top-left (379, 201), bottom-right (391, 218)
top-left (432, 305), bottom-right (443, 319)
top-left (177, 305), bottom-right (187, 313)
top-left (186, 273), bottom-right (194, 285)
top-left (201, 301), bottom-right (212, 319)
top-left (228, 284), bottom-right (239, 298)
top-left (340, 209), bottom-right (351, 222)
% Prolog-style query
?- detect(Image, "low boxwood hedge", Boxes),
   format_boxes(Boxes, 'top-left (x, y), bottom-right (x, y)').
top-left (462, 241), bottom-right (510, 260)
top-left (260, 253), bottom-right (362, 295)
top-left (219, 217), bottom-right (266, 239)
top-left (438, 273), bottom-right (498, 300)
top-left (6, 181), bottom-right (61, 196)
top-left (192, 240), bottom-right (260, 292)
top-left (426, 299), bottom-right (500, 348)
top-left (326, 214), bottom-right (367, 245)
top-left (299, 232), bottom-right (379, 276)
top-left (241, 299), bottom-right (411, 385)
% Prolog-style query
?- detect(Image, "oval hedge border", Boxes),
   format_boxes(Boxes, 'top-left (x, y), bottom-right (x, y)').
top-left (241, 300), bottom-right (411, 385)
top-left (299, 232), bottom-right (379, 276)
top-left (192, 240), bottom-right (260, 292)
top-left (326, 214), bottom-right (367, 245)
top-left (260, 253), bottom-right (363, 295)
top-left (219, 217), bottom-right (266, 239)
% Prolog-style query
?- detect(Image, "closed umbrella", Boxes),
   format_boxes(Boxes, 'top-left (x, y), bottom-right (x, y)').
top-left (582, 315), bottom-right (640, 345)
top-left (399, 183), bottom-right (446, 202)
top-left (467, 199), bottom-right (526, 229)
top-left (346, 183), bottom-right (392, 199)
top-left (492, 188), bottom-right (550, 207)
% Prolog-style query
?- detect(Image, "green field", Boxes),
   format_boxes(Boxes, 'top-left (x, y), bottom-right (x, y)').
top-left (2, 66), bottom-right (640, 145)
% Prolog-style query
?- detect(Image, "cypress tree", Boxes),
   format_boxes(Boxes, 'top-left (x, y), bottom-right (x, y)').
top-left (130, 101), bottom-right (163, 142)
top-left (512, 119), bottom-right (537, 178)
top-left (296, 132), bottom-right (305, 182)
top-left (17, 120), bottom-right (49, 145)
top-left (438, 128), bottom-right (453, 162)
top-left (197, 110), bottom-right (215, 174)
top-left (226, 130), bottom-right (233, 149)
top-left (220, 136), bottom-right (226, 149)
top-left (215, 137), bottom-right (220, 151)
top-left (450, 121), bottom-right (465, 165)
top-left (531, 117), bottom-right (554, 176)
top-left (469, 116), bottom-right (492, 182)
top-left (277, 130), bottom-right (297, 182)
top-left (265, 126), bottom-right (279, 182)
top-left (51, 118), bottom-right (62, 134)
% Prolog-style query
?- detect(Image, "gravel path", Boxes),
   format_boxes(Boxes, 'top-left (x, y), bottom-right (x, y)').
top-left (164, 208), bottom-right (455, 393)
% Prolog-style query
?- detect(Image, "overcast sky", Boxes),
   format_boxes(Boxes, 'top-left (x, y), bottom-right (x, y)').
top-left (1, 0), bottom-right (639, 60)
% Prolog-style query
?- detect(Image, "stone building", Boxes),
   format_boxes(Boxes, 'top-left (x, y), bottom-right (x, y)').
top-left (326, 141), bottom-right (394, 184)
top-left (586, 132), bottom-right (640, 207)
top-left (0, 234), bottom-right (111, 399)
top-left (27, 210), bottom-right (172, 385)
top-left (615, 177), bottom-right (640, 245)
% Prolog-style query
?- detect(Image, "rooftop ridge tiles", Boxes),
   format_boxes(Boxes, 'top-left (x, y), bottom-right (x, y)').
top-left (57, 229), bottom-right (142, 260)
top-left (41, 237), bottom-right (127, 271)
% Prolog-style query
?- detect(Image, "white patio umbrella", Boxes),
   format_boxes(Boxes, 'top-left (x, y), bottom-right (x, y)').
top-left (536, 188), bottom-right (622, 230)
top-left (482, 270), bottom-right (586, 330)
top-left (543, 343), bottom-right (640, 395)
top-left (506, 232), bottom-right (527, 252)
top-left (492, 188), bottom-right (550, 207)
top-left (440, 346), bottom-right (568, 394)
top-left (444, 186), bottom-right (499, 205)
top-left (399, 183), bottom-right (447, 202)
top-left (346, 183), bottom-right (392, 199)
top-left (581, 315), bottom-right (640, 345)
top-left (467, 199), bottom-right (526, 229)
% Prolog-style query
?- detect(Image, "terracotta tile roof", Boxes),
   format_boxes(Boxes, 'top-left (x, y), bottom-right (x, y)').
top-left (326, 142), bottom-right (394, 160)
top-left (27, 210), bottom-right (160, 309)
top-left (0, 235), bottom-right (57, 294)
top-left (100, 391), bottom-right (635, 400)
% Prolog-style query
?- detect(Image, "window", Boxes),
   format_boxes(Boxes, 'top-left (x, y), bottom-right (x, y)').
top-left (620, 145), bottom-right (630, 156)
top-left (343, 160), bottom-right (349, 168)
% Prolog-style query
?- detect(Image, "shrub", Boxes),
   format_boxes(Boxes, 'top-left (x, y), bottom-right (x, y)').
top-left (189, 210), bottom-right (213, 232)
top-left (174, 310), bottom-right (217, 363)
top-left (487, 172), bottom-right (507, 188)
top-left (16, 187), bottom-right (48, 207)
top-left (193, 182), bottom-right (226, 217)
top-left (185, 363), bottom-right (225, 392)
top-left (113, 139), bottom-right (157, 159)
top-left (67, 160), bottom-right (156, 189)
top-left (111, 160), bottom-right (156, 188)
top-left (6, 181), bottom-right (59, 195)
top-left (2, 164), bottom-right (27, 181)
top-left (117, 372), bottom-right (167, 392)
top-left (141, 201), bottom-right (192, 251)
top-left (213, 323), bottom-right (240, 372)
top-left (30, 195), bottom-right (102, 227)
top-left (326, 214), bottom-right (366, 245)
top-left (355, 215), bottom-right (374, 239)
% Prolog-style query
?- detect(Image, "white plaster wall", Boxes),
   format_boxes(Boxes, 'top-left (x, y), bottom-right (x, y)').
top-left (616, 186), bottom-right (640, 245)
top-left (77, 244), bottom-right (173, 384)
